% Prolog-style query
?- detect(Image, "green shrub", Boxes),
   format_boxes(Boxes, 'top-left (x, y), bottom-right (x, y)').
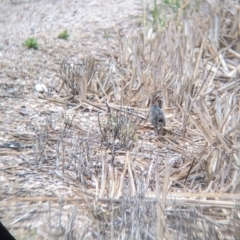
top-left (23, 38), bottom-right (38, 50)
top-left (58, 30), bottom-right (69, 40)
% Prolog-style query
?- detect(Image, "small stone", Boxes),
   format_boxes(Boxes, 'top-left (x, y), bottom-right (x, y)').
top-left (20, 106), bottom-right (29, 115)
top-left (35, 83), bottom-right (48, 93)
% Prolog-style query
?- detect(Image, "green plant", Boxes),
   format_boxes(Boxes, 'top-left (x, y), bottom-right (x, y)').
top-left (163, 0), bottom-right (181, 8)
top-left (150, 0), bottom-right (167, 29)
top-left (98, 104), bottom-right (139, 164)
top-left (152, 0), bottom-right (159, 26)
top-left (103, 31), bottom-right (111, 39)
top-left (58, 30), bottom-right (69, 40)
top-left (23, 38), bottom-right (38, 49)
top-left (146, 0), bottom-right (182, 30)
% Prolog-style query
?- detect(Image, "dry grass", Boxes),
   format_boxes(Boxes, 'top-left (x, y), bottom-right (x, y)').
top-left (0, 0), bottom-right (240, 239)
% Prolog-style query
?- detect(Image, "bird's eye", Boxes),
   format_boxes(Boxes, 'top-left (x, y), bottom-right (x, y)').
top-left (159, 119), bottom-right (163, 123)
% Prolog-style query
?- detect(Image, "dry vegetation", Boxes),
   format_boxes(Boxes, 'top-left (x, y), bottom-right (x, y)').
top-left (0, 0), bottom-right (240, 239)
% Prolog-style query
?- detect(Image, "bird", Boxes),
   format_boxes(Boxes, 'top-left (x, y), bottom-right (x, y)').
top-left (149, 95), bottom-right (166, 134)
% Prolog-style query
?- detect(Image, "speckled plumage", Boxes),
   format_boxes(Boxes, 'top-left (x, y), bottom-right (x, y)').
top-left (149, 97), bottom-right (166, 133)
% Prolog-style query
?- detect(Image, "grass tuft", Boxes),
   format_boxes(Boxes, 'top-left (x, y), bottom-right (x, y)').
top-left (58, 30), bottom-right (70, 40)
top-left (23, 38), bottom-right (38, 49)
top-left (98, 104), bottom-right (139, 164)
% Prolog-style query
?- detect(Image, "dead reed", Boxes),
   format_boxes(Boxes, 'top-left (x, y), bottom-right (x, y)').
top-left (1, 0), bottom-right (240, 239)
